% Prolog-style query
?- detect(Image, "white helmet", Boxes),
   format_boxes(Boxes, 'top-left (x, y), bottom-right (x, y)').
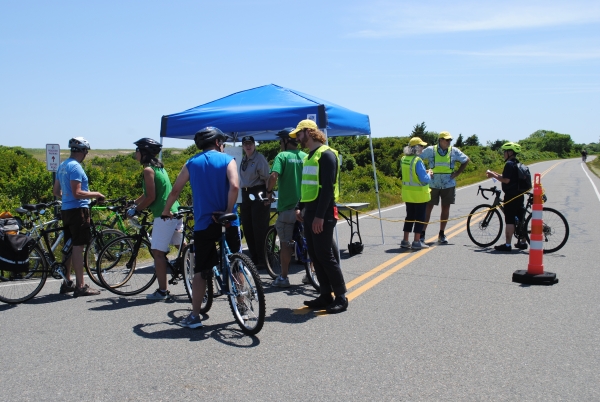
top-left (68, 137), bottom-right (91, 151)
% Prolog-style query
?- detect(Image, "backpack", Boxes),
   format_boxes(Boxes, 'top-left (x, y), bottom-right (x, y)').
top-left (0, 218), bottom-right (35, 272)
top-left (516, 162), bottom-right (532, 192)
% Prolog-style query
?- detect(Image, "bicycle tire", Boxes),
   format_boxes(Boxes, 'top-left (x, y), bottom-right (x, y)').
top-left (524, 207), bottom-right (569, 253)
top-left (264, 225), bottom-right (280, 279)
top-left (97, 235), bottom-right (156, 296)
top-left (84, 229), bottom-right (125, 287)
top-left (0, 243), bottom-right (48, 304)
top-left (182, 243), bottom-right (214, 313)
top-left (467, 204), bottom-right (503, 248)
top-left (227, 253), bottom-right (266, 335)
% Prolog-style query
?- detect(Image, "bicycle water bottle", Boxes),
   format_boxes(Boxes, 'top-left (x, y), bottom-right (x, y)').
top-left (62, 238), bottom-right (72, 253)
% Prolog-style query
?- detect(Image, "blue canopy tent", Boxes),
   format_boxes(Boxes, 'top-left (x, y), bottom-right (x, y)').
top-left (160, 84), bottom-right (384, 243)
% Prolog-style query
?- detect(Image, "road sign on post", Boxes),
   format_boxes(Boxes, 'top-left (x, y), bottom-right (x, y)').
top-left (46, 144), bottom-right (60, 172)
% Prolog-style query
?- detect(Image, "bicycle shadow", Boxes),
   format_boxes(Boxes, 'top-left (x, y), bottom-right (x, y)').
top-left (266, 307), bottom-right (319, 324)
top-left (15, 292), bottom-right (75, 305)
top-left (132, 309), bottom-right (261, 347)
top-left (87, 293), bottom-right (194, 311)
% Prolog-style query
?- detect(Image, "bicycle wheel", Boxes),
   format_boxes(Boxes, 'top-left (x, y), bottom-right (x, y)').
top-left (227, 253), bottom-right (266, 335)
top-left (525, 207), bottom-right (569, 253)
top-left (467, 204), bottom-right (503, 247)
top-left (182, 243), bottom-right (214, 313)
top-left (264, 225), bottom-right (280, 279)
top-left (84, 229), bottom-right (125, 287)
top-left (302, 235), bottom-right (339, 292)
top-left (0, 243), bottom-right (48, 304)
top-left (97, 236), bottom-right (156, 296)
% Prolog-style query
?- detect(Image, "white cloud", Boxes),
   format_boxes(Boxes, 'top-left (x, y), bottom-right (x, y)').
top-left (350, 1), bottom-right (600, 37)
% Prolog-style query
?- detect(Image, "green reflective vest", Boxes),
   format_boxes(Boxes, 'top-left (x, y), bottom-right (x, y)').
top-left (432, 145), bottom-right (453, 174)
top-left (401, 155), bottom-right (431, 203)
top-left (301, 145), bottom-right (340, 203)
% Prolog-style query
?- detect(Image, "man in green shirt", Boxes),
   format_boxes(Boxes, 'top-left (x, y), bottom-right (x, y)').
top-left (266, 129), bottom-right (307, 287)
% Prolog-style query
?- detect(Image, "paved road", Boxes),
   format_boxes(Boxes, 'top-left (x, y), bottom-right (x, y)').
top-left (2, 158), bottom-right (599, 401)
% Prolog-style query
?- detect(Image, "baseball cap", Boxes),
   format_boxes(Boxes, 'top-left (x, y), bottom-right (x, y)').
top-left (408, 137), bottom-right (427, 147)
top-left (438, 131), bottom-right (453, 140)
top-left (289, 119), bottom-right (318, 138)
top-left (241, 136), bottom-right (255, 143)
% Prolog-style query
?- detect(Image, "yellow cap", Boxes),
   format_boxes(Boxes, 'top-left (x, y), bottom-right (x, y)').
top-left (408, 137), bottom-right (427, 147)
top-left (438, 131), bottom-right (452, 140)
top-left (289, 119), bottom-right (318, 138)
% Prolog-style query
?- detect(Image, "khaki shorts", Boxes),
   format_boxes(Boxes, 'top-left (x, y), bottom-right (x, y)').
top-left (274, 209), bottom-right (297, 242)
top-left (62, 207), bottom-right (92, 246)
top-left (428, 187), bottom-right (456, 206)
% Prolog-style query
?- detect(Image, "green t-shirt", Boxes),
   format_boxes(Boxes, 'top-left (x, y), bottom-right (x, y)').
top-left (270, 149), bottom-right (307, 211)
top-left (143, 166), bottom-right (179, 219)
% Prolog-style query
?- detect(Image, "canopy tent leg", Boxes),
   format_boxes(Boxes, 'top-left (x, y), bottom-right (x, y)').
top-left (368, 133), bottom-right (385, 244)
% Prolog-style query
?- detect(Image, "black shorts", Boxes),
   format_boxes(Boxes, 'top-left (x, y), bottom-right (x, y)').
top-left (503, 194), bottom-right (525, 225)
top-left (193, 224), bottom-right (242, 274)
top-left (62, 207), bottom-right (91, 246)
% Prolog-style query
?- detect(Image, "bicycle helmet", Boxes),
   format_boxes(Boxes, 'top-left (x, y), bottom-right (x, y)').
top-left (276, 128), bottom-right (298, 146)
top-left (68, 137), bottom-right (91, 152)
top-left (133, 137), bottom-right (162, 155)
top-left (501, 142), bottom-right (521, 154)
top-left (194, 127), bottom-right (227, 149)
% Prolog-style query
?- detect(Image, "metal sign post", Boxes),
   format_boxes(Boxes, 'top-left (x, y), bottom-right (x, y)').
top-left (46, 144), bottom-right (60, 206)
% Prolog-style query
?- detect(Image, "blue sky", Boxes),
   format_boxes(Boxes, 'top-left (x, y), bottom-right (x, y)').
top-left (1, 0), bottom-right (599, 150)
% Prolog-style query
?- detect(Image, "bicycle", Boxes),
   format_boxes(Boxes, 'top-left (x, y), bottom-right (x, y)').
top-left (256, 193), bottom-right (339, 292)
top-left (186, 212), bottom-right (266, 335)
top-left (95, 207), bottom-right (195, 298)
top-left (466, 186), bottom-right (569, 253)
top-left (91, 197), bottom-right (136, 234)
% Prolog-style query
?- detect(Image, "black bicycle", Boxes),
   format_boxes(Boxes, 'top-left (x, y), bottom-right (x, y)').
top-left (466, 186), bottom-right (569, 253)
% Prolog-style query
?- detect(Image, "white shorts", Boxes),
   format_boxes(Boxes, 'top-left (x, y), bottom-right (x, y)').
top-left (151, 217), bottom-right (184, 252)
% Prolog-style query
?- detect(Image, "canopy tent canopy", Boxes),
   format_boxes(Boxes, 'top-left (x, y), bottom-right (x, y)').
top-left (159, 84), bottom-right (384, 244)
top-left (160, 84), bottom-right (371, 141)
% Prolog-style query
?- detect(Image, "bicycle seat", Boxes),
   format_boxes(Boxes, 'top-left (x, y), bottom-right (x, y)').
top-left (22, 204), bottom-right (45, 211)
top-left (216, 213), bottom-right (237, 225)
top-left (15, 207), bottom-right (28, 214)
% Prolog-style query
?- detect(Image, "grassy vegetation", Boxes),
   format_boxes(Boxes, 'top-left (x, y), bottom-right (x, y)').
top-left (587, 156), bottom-right (600, 179)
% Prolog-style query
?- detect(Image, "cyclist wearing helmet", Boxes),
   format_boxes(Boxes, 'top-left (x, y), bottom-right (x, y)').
top-left (162, 127), bottom-right (241, 328)
top-left (129, 138), bottom-right (182, 300)
top-left (486, 142), bottom-right (528, 251)
top-left (265, 129), bottom-right (307, 287)
top-left (52, 137), bottom-right (105, 297)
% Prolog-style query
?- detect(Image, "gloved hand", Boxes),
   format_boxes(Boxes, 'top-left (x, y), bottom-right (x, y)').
top-left (127, 207), bottom-right (139, 217)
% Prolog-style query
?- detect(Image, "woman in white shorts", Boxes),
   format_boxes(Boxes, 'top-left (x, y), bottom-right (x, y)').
top-left (129, 138), bottom-right (183, 300)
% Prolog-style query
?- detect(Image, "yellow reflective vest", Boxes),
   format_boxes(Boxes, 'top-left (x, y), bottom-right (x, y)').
top-left (401, 155), bottom-right (431, 203)
top-left (301, 145), bottom-right (340, 203)
top-left (432, 145), bottom-right (453, 174)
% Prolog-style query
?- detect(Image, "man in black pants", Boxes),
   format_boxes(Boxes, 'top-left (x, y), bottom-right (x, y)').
top-left (290, 119), bottom-right (348, 314)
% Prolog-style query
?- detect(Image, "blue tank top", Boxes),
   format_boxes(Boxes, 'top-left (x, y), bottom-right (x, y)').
top-left (187, 151), bottom-right (238, 231)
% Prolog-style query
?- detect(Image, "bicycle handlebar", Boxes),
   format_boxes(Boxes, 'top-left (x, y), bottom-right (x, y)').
top-left (477, 186), bottom-right (500, 201)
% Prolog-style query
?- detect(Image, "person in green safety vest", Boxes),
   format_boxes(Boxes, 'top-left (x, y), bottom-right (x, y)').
top-left (290, 119), bottom-right (348, 314)
top-left (400, 137), bottom-right (433, 250)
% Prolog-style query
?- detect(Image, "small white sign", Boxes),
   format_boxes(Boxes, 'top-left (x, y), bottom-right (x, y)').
top-left (46, 144), bottom-right (60, 172)
top-left (307, 114), bottom-right (316, 122)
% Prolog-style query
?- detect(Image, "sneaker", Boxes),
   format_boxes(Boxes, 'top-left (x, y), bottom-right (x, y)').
top-left (146, 289), bottom-right (171, 300)
top-left (412, 241), bottom-right (429, 250)
top-left (59, 280), bottom-right (76, 294)
top-left (73, 284), bottom-right (101, 298)
top-left (438, 234), bottom-right (448, 244)
top-left (272, 276), bottom-right (291, 288)
top-left (301, 274), bottom-right (310, 284)
top-left (304, 295), bottom-right (334, 309)
top-left (179, 313), bottom-right (203, 329)
top-left (237, 304), bottom-right (249, 320)
top-left (514, 242), bottom-right (528, 250)
top-left (326, 296), bottom-right (348, 314)
top-left (400, 240), bottom-right (411, 249)
top-left (494, 244), bottom-right (512, 252)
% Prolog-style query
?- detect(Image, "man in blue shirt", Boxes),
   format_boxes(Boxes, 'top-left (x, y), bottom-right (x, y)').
top-left (162, 127), bottom-right (240, 329)
top-left (419, 131), bottom-right (469, 244)
top-left (52, 137), bottom-right (105, 297)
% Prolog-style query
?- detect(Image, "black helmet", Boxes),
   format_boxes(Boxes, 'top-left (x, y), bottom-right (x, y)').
top-left (194, 127), bottom-right (227, 149)
top-left (68, 137), bottom-right (91, 152)
top-left (276, 128), bottom-right (297, 146)
top-left (134, 137), bottom-right (162, 155)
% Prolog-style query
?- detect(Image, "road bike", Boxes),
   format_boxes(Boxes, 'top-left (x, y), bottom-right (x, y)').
top-left (188, 212), bottom-right (265, 335)
top-left (466, 186), bottom-right (569, 253)
top-left (95, 207), bottom-right (194, 297)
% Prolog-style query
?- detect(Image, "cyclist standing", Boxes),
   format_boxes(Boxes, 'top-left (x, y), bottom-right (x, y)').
top-left (291, 119), bottom-right (348, 314)
top-left (419, 131), bottom-right (469, 245)
top-left (129, 138), bottom-right (182, 301)
top-left (162, 127), bottom-right (240, 329)
top-left (52, 137), bottom-right (105, 297)
top-left (485, 142), bottom-right (528, 251)
top-left (265, 129), bottom-right (307, 288)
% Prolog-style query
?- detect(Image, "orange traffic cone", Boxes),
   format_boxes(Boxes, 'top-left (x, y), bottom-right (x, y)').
top-left (512, 173), bottom-right (558, 285)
